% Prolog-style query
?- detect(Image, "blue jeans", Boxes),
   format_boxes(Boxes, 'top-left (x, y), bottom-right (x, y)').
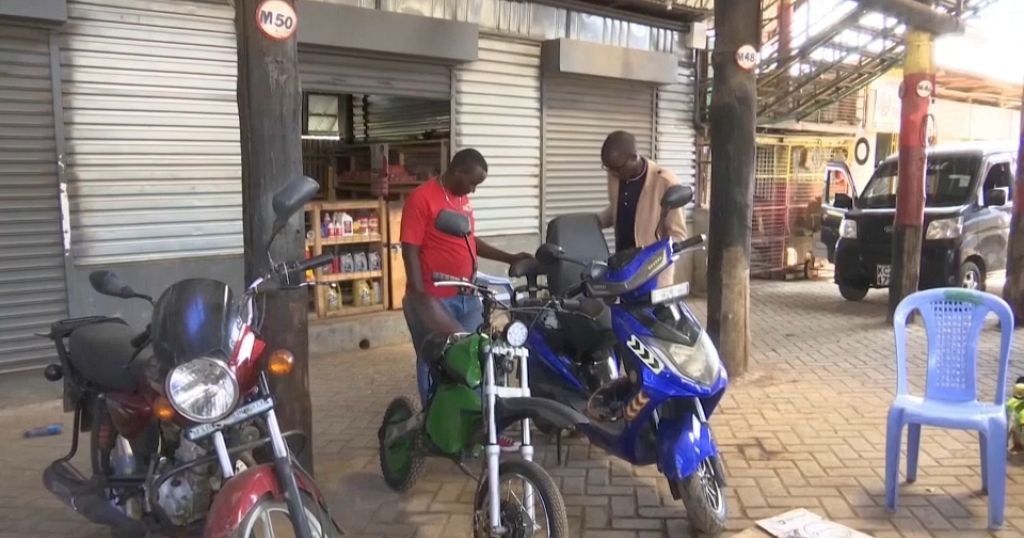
top-left (403, 294), bottom-right (483, 407)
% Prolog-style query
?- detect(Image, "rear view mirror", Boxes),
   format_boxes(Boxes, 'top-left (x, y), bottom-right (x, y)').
top-left (833, 193), bottom-right (854, 210)
top-left (660, 185), bottom-right (693, 210)
top-left (89, 271), bottom-right (146, 301)
top-left (272, 176), bottom-right (320, 223)
top-left (984, 188), bottom-right (1008, 207)
top-left (435, 210), bottom-right (471, 238)
top-left (535, 243), bottom-right (565, 265)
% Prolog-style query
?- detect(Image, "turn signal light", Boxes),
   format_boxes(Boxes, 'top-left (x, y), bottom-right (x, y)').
top-left (268, 349), bottom-right (295, 376)
top-left (154, 396), bottom-right (176, 421)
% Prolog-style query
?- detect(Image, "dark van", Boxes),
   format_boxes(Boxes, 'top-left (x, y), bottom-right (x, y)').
top-left (822, 141), bottom-right (1018, 301)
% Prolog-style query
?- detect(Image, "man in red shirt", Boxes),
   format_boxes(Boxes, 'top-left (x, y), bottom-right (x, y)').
top-left (401, 149), bottom-right (531, 408)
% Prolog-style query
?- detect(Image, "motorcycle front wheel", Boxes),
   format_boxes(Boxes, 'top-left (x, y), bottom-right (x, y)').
top-left (233, 492), bottom-right (339, 538)
top-left (472, 459), bottom-right (568, 538)
top-left (677, 456), bottom-right (728, 536)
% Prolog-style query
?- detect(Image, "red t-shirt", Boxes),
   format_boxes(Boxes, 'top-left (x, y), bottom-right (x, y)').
top-left (400, 179), bottom-right (477, 298)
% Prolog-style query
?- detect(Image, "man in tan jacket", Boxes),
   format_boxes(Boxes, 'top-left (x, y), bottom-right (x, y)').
top-left (597, 131), bottom-right (688, 287)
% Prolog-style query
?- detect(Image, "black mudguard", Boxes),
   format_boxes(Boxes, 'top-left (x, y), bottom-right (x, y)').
top-left (495, 397), bottom-right (590, 432)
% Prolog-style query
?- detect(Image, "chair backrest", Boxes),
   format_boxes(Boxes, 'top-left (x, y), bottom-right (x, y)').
top-left (893, 288), bottom-right (1013, 404)
top-left (544, 213), bottom-right (610, 296)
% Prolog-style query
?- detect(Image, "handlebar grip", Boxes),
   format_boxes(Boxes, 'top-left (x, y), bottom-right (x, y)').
top-left (294, 253), bottom-right (334, 273)
top-left (672, 234), bottom-right (705, 254)
top-left (560, 299), bottom-right (583, 311)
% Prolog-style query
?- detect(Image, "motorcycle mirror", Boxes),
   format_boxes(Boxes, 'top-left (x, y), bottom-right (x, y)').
top-left (660, 185), bottom-right (693, 210)
top-left (535, 243), bottom-right (565, 265)
top-left (89, 270), bottom-right (151, 302)
top-left (268, 176), bottom-right (321, 246)
top-left (434, 210), bottom-right (471, 238)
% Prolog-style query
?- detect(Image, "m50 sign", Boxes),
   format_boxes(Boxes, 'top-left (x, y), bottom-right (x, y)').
top-left (256, 0), bottom-right (297, 41)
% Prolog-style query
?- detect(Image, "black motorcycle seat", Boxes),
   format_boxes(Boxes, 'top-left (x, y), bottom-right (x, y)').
top-left (69, 322), bottom-right (143, 392)
top-left (545, 213), bottom-right (610, 296)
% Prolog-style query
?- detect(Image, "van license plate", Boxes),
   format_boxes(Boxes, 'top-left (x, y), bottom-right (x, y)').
top-left (876, 265), bottom-right (891, 286)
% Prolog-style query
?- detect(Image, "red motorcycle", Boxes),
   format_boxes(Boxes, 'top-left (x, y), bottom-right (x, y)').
top-left (41, 177), bottom-right (341, 538)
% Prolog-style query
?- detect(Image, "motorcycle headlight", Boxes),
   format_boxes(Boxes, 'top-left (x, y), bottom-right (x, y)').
top-left (644, 332), bottom-right (722, 387)
top-left (166, 357), bottom-right (238, 423)
top-left (925, 216), bottom-right (963, 240)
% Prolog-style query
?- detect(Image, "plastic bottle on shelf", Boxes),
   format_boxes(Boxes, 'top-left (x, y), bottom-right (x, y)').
top-left (327, 284), bottom-right (341, 311)
top-left (371, 281), bottom-right (382, 305)
top-left (353, 279), bottom-right (372, 307)
top-left (304, 248), bottom-right (315, 281)
top-left (369, 215), bottom-right (380, 236)
top-left (340, 252), bottom-right (355, 274)
top-left (339, 212), bottom-right (354, 236)
top-left (359, 215), bottom-right (370, 235)
top-left (353, 251), bottom-right (368, 273)
top-left (322, 212), bottom-right (332, 237)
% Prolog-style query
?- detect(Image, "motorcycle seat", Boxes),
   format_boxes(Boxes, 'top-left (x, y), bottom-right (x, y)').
top-left (68, 321), bottom-right (144, 392)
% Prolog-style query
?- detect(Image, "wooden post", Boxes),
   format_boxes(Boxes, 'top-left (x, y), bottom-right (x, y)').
top-left (706, 0), bottom-right (759, 377)
top-left (888, 29), bottom-right (933, 319)
top-left (1001, 84), bottom-right (1024, 321)
top-left (236, 0), bottom-right (314, 470)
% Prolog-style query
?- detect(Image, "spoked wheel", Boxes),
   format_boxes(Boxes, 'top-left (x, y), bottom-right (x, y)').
top-left (473, 460), bottom-right (568, 538)
top-left (678, 456), bottom-right (728, 536)
top-left (233, 493), bottom-right (339, 538)
top-left (378, 396), bottom-right (424, 492)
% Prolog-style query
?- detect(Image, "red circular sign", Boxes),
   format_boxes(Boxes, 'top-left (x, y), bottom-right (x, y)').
top-left (256, 0), bottom-right (297, 41)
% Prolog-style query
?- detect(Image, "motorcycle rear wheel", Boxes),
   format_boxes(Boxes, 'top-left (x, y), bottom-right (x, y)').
top-left (233, 492), bottom-right (338, 538)
top-left (378, 396), bottom-right (425, 492)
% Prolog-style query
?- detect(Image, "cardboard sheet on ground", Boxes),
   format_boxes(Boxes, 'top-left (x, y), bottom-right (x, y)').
top-left (732, 508), bottom-right (873, 538)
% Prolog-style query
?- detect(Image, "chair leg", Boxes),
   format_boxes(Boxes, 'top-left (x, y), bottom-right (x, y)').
top-left (906, 423), bottom-right (921, 483)
top-left (984, 426), bottom-right (1007, 529)
top-left (980, 432), bottom-right (989, 493)
top-left (885, 408), bottom-right (903, 512)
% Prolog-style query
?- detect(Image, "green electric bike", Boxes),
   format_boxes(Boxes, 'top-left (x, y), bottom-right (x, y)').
top-left (378, 210), bottom-right (589, 538)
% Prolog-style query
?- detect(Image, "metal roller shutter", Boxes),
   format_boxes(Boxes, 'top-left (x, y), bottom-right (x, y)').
top-left (0, 26), bottom-right (68, 371)
top-left (299, 47), bottom-right (452, 100)
top-left (656, 57), bottom-right (697, 188)
top-left (62, 0), bottom-right (243, 265)
top-left (454, 37), bottom-right (541, 237)
top-left (542, 74), bottom-right (654, 244)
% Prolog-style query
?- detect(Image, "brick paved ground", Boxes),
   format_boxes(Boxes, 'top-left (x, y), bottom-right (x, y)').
top-left (2, 279), bottom-right (1024, 537)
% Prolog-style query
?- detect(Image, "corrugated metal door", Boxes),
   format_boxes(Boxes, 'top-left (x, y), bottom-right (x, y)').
top-left (656, 57), bottom-right (697, 188)
top-left (454, 37), bottom-right (541, 237)
top-left (62, 0), bottom-right (243, 265)
top-left (542, 74), bottom-right (654, 244)
top-left (299, 47), bottom-right (451, 100)
top-left (0, 27), bottom-right (67, 371)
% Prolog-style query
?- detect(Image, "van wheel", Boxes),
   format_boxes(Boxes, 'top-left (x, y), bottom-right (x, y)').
top-left (839, 284), bottom-right (869, 301)
top-left (959, 261), bottom-right (985, 291)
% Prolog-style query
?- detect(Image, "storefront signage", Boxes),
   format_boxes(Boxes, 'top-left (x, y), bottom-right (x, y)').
top-left (735, 44), bottom-right (759, 71)
top-left (256, 0), bottom-right (297, 41)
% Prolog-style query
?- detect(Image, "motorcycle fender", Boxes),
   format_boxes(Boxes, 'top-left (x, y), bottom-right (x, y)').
top-left (495, 397), bottom-right (590, 432)
top-left (657, 413), bottom-right (717, 481)
top-left (203, 463), bottom-right (327, 538)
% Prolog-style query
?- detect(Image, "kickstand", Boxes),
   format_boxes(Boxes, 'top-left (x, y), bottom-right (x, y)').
top-left (556, 429), bottom-right (566, 466)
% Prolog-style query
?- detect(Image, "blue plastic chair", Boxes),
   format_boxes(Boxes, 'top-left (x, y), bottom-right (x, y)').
top-left (885, 288), bottom-right (1014, 529)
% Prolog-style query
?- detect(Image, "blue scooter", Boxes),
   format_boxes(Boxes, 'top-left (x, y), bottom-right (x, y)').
top-left (509, 185), bottom-right (728, 535)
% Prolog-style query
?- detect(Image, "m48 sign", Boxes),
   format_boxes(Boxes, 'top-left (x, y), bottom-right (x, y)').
top-left (256, 0), bottom-right (297, 41)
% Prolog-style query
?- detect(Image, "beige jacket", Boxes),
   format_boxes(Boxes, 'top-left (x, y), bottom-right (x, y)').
top-left (597, 159), bottom-right (687, 287)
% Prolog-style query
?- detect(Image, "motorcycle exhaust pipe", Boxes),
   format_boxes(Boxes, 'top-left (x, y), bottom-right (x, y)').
top-left (42, 460), bottom-right (147, 537)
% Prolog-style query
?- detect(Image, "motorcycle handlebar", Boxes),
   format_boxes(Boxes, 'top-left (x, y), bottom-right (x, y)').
top-left (292, 253), bottom-right (334, 273)
top-left (672, 234), bottom-right (705, 254)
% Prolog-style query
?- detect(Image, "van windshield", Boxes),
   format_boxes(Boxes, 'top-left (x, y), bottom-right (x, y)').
top-left (858, 154), bottom-right (981, 209)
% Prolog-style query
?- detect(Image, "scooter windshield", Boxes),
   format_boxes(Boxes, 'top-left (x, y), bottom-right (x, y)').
top-left (633, 303), bottom-right (702, 346)
top-left (150, 278), bottom-right (239, 366)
